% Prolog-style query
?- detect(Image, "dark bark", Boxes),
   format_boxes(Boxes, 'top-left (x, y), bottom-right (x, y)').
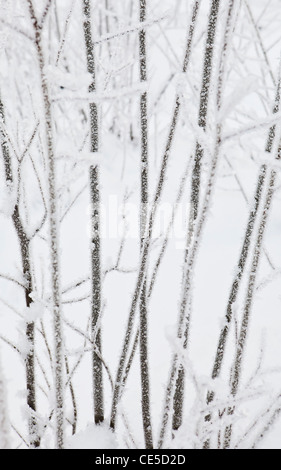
top-left (27, 0), bottom-right (64, 448)
top-left (224, 166), bottom-right (277, 448)
top-left (110, 1), bottom-right (200, 432)
top-left (0, 94), bottom-right (39, 447)
top-left (172, 0), bottom-right (222, 436)
top-left (191, 0), bottom-right (221, 220)
top-left (12, 206), bottom-right (39, 448)
top-left (65, 356), bottom-right (77, 435)
top-left (203, 50), bottom-right (281, 450)
top-left (206, 62), bottom-right (281, 409)
top-left (0, 99), bottom-right (13, 184)
top-left (139, 0), bottom-right (153, 450)
top-left (82, 0), bottom-right (104, 425)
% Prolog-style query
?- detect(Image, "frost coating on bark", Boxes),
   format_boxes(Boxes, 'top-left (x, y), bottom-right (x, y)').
top-left (0, 93), bottom-right (39, 447)
top-left (163, 0), bottom-right (238, 447)
top-left (207, 56), bottom-right (281, 413)
top-left (172, 0), bottom-right (226, 436)
top-left (26, 0), bottom-right (64, 449)
top-left (110, 0), bottom-right (200, 433)
top-left (139, 0), bottom-right (153, 450)
top-left (224, 166), bottom-right (277, 449)
top-left (191, 0), bottom-right (221, 221)
top-left (82, 0), bottom-right (104, 425)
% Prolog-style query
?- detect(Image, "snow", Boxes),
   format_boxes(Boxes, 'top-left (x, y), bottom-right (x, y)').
top-left (0, 0), bottom-right (281, 451)
top-left (0, 189), bottom-right (16, 218)
top-left (23, 300), bottom-right (45, 323)
top-left (45, 65), bottom-right (93, 91)
top-left (66, 423), bottom-right (117, 449)
top-left (0, 352), bottom-right (9, 449)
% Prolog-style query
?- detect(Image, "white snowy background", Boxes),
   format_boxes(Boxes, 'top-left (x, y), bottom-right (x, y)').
top-left (0, 0), bottom-right (281, 449)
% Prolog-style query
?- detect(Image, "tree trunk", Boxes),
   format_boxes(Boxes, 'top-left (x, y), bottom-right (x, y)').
top-left (139, 0), bottom-right (153, 450)
top-left (0, 95), bottom-right (39, 448)
top-left (206, 58), bottom-right (281, 416)
top-left (172, 0), bottom-right (223, 435)
top-left (191, 0), bottom-right (221, 221)
top-left (82, 0), bottom-right (104, 425)
top-left (110, 0), bottom-right (200, 432)
top-left (26, 1), bottom-right (64, 448)
top-left (224, 165), bottom-right (277, 448)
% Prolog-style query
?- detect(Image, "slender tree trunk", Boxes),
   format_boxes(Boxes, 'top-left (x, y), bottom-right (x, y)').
top-left (191, 0), bottom-right (221, 221)
top-left (0, 98), bottom-right (12, 184)
top-left (65, 356), bottom-right (78, 435)
top-left (0, 96), bottom-right (39, 447)
top-left (173, 0), bottom-right (228, 436)
top-left (139, 0), bottom-right (153, 450)
top-left (223, 163), bottom-right (278, 448)
top-left (26, 0), bottom-right (64, 449)
top-left (158, 133), bottom-right (222, 448)
top-left (12, 208), bottom-right (39, 447)
top-left (205, 58), bottom-right (281, 422)
top-left (160, 0), bottom-right (237, 447)
top-left (171, 335), bottom-right (187, 433)
top-left (110, 0), bottom-right (200, 432)
top-left (112, 3), bottom-right (201, 408)
top-left (82, 0), bottom-right (104, 425)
